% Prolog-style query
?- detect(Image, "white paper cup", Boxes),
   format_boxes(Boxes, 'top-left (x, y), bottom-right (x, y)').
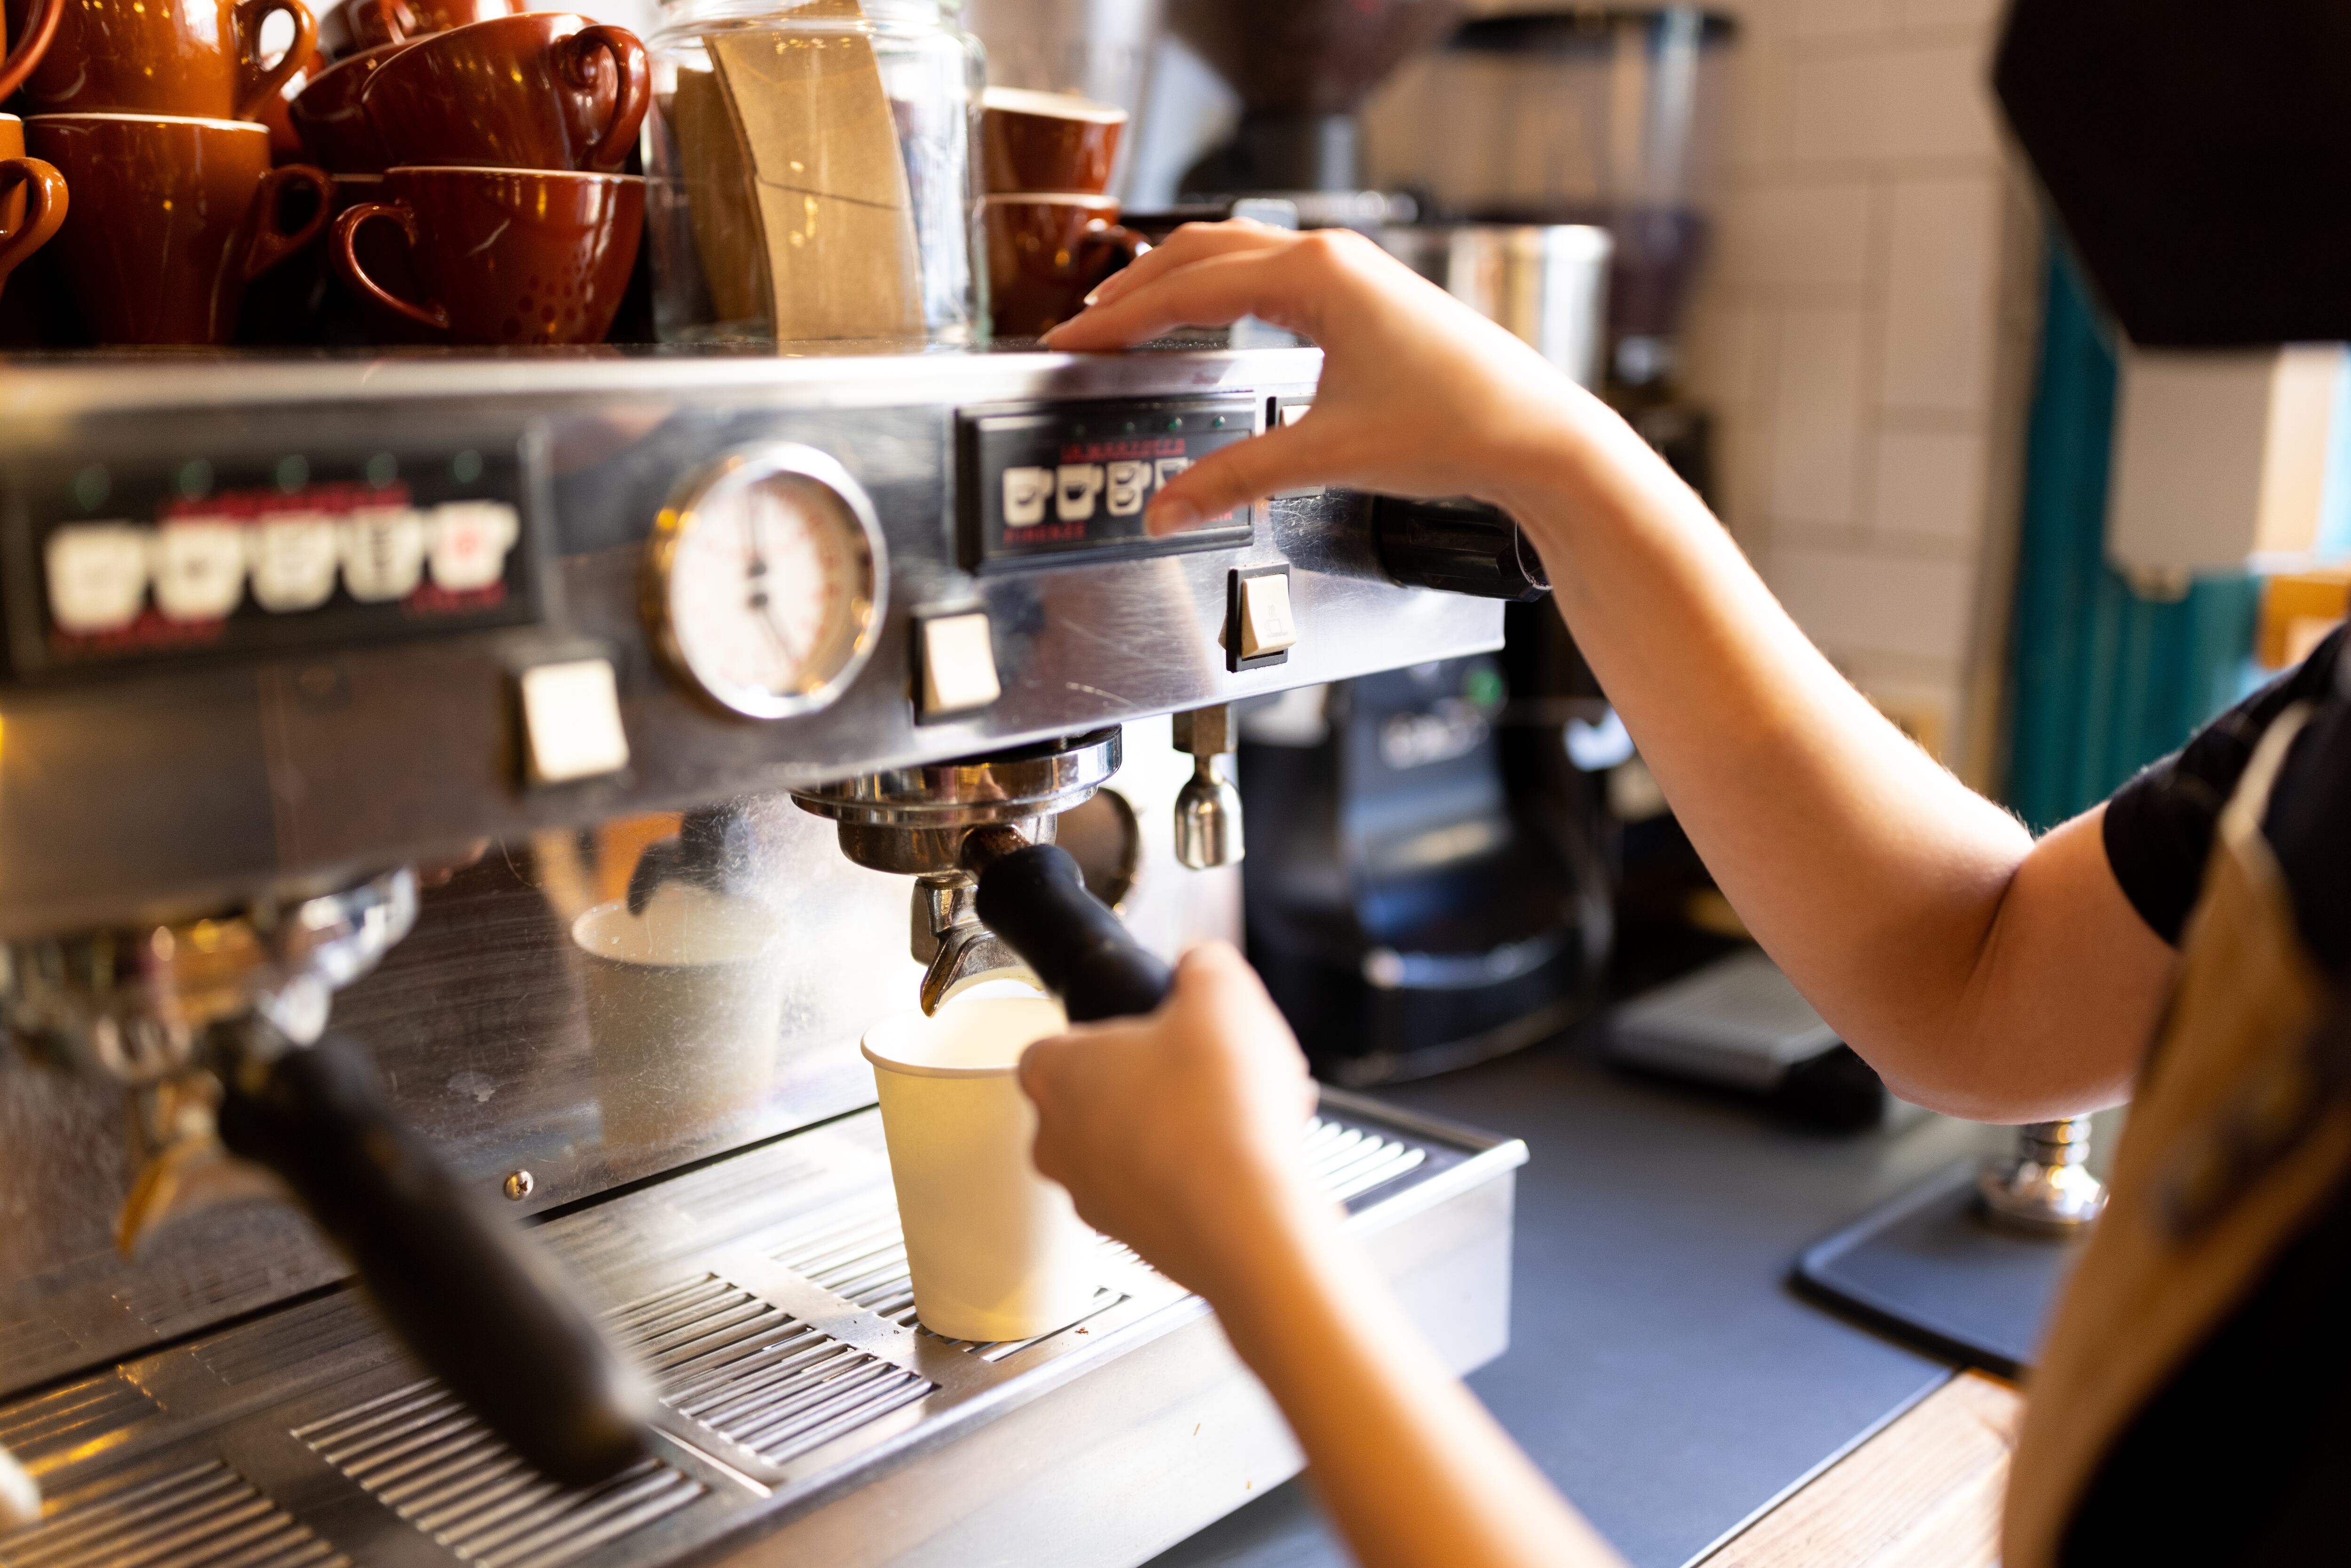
top-left (573, 886), bottom-right (787, 1150)
top-left (862, 996), bottom-right (1101, 1342)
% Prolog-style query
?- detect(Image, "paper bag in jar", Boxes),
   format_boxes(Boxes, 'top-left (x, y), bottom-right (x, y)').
top-left (677, 0), bottom-right (923, 341)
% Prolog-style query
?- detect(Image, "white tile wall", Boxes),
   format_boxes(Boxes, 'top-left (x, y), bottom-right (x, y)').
top-left (1880, 175), bottom-right (2002, 413)
top-left (1675, 0), bottom-right (2040, 784)
top-left (1363, 0), bottom-right (2038, 781)
top-left (1717, 181), bottom-right (1875, 290)
top-left (1768, 545), bottom-right (1975, 663)
top-left (1872, 428), bottom-right (1985, 543)
top-left (1770, 307), bottom-right (1869, 524)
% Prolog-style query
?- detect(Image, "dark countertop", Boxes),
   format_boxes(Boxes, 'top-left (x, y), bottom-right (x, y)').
top-left (1147, 1024), bottom-right (2011, 1568)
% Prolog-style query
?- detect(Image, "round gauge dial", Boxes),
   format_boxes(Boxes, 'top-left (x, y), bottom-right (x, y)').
top-left (648, 445), bottom-right (887, 719)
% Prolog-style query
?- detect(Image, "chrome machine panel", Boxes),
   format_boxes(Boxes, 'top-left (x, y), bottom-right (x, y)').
top-left (0, 348), bottom-right (1497, 935)
top-left (0, 348), bottom-right (1505, 1404)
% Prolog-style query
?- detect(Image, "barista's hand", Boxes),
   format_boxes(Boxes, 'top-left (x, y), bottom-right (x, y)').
top-left (1042, 220), bottom-right (1649, 538)
top-left (1020, 942), bottom-right (1325, 1304)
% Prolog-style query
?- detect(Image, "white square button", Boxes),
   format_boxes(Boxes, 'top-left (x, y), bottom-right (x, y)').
top-left (921, 612), bottom-right (1002, 717)
top-left (519, 658), bottom-right (630, 784)
top-left (1239, 573), bottom-right (1299, 659)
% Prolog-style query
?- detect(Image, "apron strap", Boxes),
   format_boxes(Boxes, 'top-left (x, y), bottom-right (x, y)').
top-left (2006, 704), bottom-right (2348, 1568)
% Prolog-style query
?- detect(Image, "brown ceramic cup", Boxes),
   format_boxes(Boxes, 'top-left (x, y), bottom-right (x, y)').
top-left (980, 86), bottom-right (1125, 196)
top-left (26, 113), bottom-right (329, 344)
top-left (320, 0), bottom-right (511, 59)
top-left (983, 193), bottom-right (1148, 339)
top-left (359, 13), bottom-right (649, 174)
top-left (0, 0), bottom-right (63, 103)
top-left (15, 0), bottom-right (318, 121)
top-left (0, 114), bottom-right (67, 304)
top-left (332, 165), bottom-right (643, 345)
top-left (289, 41), bottom-right (407, 171)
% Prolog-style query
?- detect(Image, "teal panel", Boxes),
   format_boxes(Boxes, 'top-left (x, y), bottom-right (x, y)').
top-left (2002, 250), bottom-right (2262, 832)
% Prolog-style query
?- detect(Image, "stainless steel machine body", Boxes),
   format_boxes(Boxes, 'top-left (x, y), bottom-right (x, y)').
top-left (0, 347), bottom-right (1525, 1566)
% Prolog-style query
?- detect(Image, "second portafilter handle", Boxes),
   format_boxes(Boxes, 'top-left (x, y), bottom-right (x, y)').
top-left (216, 1023), bottom-right (660, 1487)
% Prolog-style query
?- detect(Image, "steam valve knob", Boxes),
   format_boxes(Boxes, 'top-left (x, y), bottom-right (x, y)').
top-left (1370, 495), bottom-right (1550, 602)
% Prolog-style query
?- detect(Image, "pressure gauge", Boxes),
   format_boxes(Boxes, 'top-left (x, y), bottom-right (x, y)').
top-left (646, 444), bottom-right (888, 719)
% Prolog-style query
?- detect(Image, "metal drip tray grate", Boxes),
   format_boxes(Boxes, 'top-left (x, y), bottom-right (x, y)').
top-left (770, 1207), bottom-right (918, 1324)
top-left (1301, 1117), bottom-right (1427, 1201)
top-left (0, 1458), bottom-right (346, 1568)
top-left (295, 1383), bottom-right (702, 1568)
top-left (0, 1096), bottom-right (1506, 1568)
top-left (768, 1207), bottom-right (1127, 1360)
top-left (0, 1376), bottom-right (157, 1467)
top-left (765, 1115), bottom-right (1424, 1359)
top-left (606, 1276), bottom-right (933, 1464)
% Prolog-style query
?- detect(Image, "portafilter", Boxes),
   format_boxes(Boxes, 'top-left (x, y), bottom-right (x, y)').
top-left (0, 868), bottom-right (659, 1488)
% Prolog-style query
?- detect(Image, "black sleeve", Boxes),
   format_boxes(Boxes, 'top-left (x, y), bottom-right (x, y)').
top-left (2102, 622), bottom-right (2350, 946)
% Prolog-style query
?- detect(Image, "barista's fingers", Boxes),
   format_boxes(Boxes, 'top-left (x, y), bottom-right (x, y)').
top-left (1081, 219), bottom-right (1297, 308)
top-left (1045, 247), bottom-right (1321, 351)
top-left (1017, 1031), bottom-right (1083, 1119)
top-left (1145, 413), bottom-right (1344, 536)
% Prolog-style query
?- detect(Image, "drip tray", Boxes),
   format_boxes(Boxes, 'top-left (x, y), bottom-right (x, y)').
top-left (0, 1092), bottom-right (1522, 1568)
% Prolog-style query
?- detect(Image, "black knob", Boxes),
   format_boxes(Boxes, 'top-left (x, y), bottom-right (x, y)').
top-left (217, 1029), bottom-right (659, 1488)
top-left (1370, 496), bottom-right (1551, 602)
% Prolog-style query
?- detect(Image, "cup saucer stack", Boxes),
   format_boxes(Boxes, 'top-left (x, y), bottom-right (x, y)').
top-left (299, 8), bottom-right (651, 347)
top-left (15, 0), bottom-right (332, 344)
top-left (979, 86), bottom-right (1144, 339)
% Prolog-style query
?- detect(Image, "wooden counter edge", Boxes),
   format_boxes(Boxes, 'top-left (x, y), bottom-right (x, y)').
top-left (1697, 1371), bottom-right (2022, 1568)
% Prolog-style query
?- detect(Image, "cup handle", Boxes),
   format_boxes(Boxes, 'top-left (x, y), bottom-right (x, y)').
top-left (564, 24), bottom-right (651, 172)
top-left (244, 163), bottom-right (332, 281)
top-left (0, 158), bottom-right (67, 295)
top-left (332, 199), bottom-right (450, 332)
top-left (234, 0), bottom-right (320, 123)
top-left (1077, 223), bottom-right (1150, 293)
top-left (0, 0), bottom-right (63, 105)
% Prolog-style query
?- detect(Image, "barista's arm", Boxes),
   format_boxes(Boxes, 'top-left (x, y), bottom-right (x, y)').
top-left (1022, 945), bottom-right (1626, 1568)
top-left (1047, 224), bottom-right (2173, 1119)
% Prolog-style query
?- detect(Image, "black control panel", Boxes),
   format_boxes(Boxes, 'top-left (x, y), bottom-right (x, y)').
top-left (956, 395), bottom-right (1259, 573)
top-left (1, 436), bottom-right (541, 680)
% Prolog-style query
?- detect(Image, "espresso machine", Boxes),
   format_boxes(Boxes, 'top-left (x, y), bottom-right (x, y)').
top-left (0, 345), bottom-right (1533, 1566)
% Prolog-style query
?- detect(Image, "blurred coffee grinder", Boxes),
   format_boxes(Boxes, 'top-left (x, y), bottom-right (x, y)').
top-left (1368, 6), bottom-right (1737, 489)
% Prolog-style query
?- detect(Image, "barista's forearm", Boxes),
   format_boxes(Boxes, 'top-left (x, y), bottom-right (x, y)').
top-left (1211, 1201), bottom-right (1622, 1568)
top-left (1477, 410), bottom-right (2158, 1116)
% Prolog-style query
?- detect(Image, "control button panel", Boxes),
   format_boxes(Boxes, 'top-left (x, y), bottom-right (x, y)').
top-left (4, 441), bottom-right (537, 679)
top-left (957, 395), bottom-right (1258, 573)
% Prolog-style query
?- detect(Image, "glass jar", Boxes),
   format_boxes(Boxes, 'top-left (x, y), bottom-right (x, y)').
top-left (644, 0), bottom-right (983, 347)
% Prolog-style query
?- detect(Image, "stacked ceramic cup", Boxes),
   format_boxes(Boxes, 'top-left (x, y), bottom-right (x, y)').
top-left (978, 86), bottom-right (1144, 338)
top-left (0, 7), bottom-right (65, 318)
top-left (11, 0), bottom-right (333, 345)
top-left (292, 7), bottom-right (650, 346)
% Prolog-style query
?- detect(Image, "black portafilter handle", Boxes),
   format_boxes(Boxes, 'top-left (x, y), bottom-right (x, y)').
top-left (216, 1029), bottom-right (658, 1489)
top-left (1369, 494), bottom-right (1552, 602)
top-left (972, 843), bottom-right (1174, 1023)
